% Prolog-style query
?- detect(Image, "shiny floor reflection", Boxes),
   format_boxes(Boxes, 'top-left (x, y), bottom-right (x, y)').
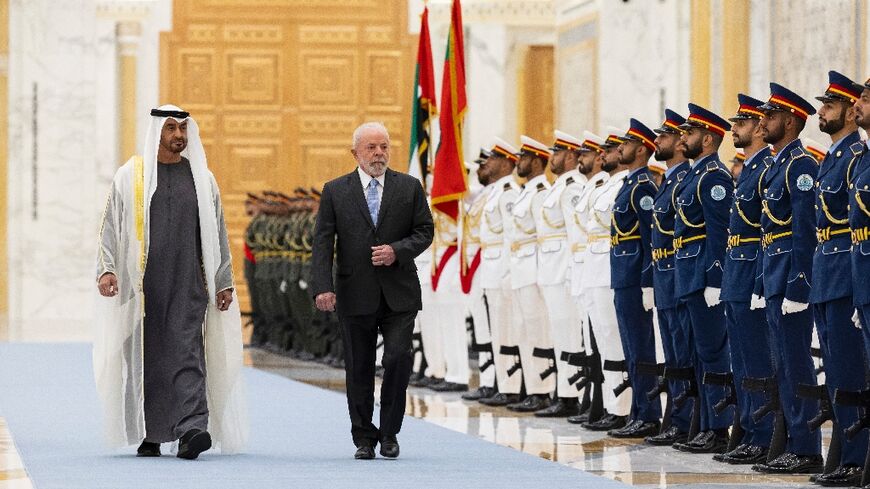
top-left (0, 418), bottom-right (33, 489)
top-left (247, 348), bottom-right (829, 488)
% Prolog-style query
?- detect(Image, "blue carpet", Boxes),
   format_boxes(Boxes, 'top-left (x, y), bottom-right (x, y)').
top-left (0, 343), bottom-right (626, 488)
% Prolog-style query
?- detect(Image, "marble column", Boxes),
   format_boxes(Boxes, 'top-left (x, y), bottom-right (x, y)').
top-left (117, 20), bottom-right (141, 161)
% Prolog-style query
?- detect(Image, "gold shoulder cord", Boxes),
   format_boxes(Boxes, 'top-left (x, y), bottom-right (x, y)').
top-left (763, 155), bottom-right (798, 226)
top-left (652, 182), bottom-right (678, 236)
top-left (856, 183), bottom-right (870, 217)
top-left (847, 152), bottom-right (860, 186)
top-left (542, 207), bottom-right (566, 229)
top-left (734, 166), bottom-right (767, 228)
top-left (819, 189), bottom-right (848, 225)
top-left (611, 185), bottom-right (639, 237)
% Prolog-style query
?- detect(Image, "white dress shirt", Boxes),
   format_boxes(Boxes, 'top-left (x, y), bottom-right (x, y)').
top-left (357, 166), bottom-right (385, 206)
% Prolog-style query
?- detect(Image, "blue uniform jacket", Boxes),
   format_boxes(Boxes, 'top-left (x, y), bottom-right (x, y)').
top-left (849, 143), bottom-right (870, 306)
top-left (759, 139), bottom-right (818, 303)
top-left (721, 148), bottom-right (770, 303)
top-left (651, 161), bottom-right (690, 309)
top-left (673, 153), bottom-right (733, 299)
top-left (810, 131), bottom-right (862, 304)
top-left (610, 166), bottom-right (657, 290)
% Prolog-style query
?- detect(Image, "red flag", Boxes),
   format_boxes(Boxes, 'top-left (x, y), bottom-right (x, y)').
top-left (430, 0), bottom-right (468, 221)
top-left (407, 6), bottom-right (438, 186)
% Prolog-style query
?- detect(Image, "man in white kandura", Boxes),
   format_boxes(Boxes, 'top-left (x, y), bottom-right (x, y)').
top-left (94, 105), bottom-right (247, 460)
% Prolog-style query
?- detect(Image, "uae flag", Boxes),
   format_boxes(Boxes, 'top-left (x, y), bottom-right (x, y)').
top-left (407, 6), bottom-right (438, 188)
top-left (430, 0), bottom-right (468, 221)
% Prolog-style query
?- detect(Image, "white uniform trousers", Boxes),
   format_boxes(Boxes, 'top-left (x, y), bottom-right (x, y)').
top-left (512, 284), bottom-right (555, 395)
top-left (468, 277), bottom-right (495, 388)
top-left (540, 283), bottom-right (583, 398)
top-left (484, 278), bottom-right (522, 394)
top-left (583, 286), bottom-right (631, 416)
top-left (433, 254), bottom-right (470, 385)
top-left (419, 283), bottom-right (446, 380)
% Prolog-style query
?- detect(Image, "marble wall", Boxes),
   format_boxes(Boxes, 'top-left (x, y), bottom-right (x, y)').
top-left (6, 0), bottom-right (170, 341)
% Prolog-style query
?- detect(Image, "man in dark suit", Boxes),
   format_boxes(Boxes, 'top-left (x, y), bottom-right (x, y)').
top-left (310, 121), bottom-right (434, 460)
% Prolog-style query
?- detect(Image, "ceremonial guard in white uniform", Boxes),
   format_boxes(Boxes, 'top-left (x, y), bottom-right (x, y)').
top-left (506, 136), bottom-right (556, 412)
top-left (532, 131), bottom-right (586, 417)
top-left (477, 139), bottom-right (525, 407)
top-left (461, 151), bottom-right (498, 401)
top-left (580, 128), bottom-right (633, 431)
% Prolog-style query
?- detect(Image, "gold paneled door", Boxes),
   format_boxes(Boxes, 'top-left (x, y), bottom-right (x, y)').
top-left (161, 0), bottom-right (416, 310)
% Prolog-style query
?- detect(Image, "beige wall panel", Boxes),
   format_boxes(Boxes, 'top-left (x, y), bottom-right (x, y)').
top-left (163, 0), bottom-right (415, 309)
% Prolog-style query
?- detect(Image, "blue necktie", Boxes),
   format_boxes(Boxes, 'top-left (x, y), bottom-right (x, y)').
top-left (366, 179), bottom-right (380, 226)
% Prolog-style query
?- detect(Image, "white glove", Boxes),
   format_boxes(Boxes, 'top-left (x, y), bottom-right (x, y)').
top-left (853, 309), bottom-right (863, 329)
top-left (750, 294), bottom-right (766, 310)
top-left (781, 299), bottom-right (809, 315)
top-left (703, 287), bottom-right (721, 307)
top-left (642, 287), bottom-right (654, 311)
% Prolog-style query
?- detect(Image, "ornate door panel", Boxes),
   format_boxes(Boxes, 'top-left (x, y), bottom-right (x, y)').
top-left (161, 0), bottom-right (415, 310)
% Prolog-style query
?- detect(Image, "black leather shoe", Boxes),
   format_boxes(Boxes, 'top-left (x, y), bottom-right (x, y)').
top-left (429, 381), bottom-right (469, 392)
top-left (645, 425), bottom-right (688, 446)
top-left (508, 394), bottom-right (551, 412)
top-left (379, 435), bottom-right (400, 459)
top-left (177, 429), bottom-right (212, 460)
top-left (751, 452), bottom-right (823, 474)
top-left (566, 411), bottom-right (592, 424)
top-left (582, 414), bottom-right (627, 431)
top-left (410, 376), bottom-right (441, 388)
top-left (721, 444), bottom-right (768, 465)
top-left (534, 398), bottom-right (580, 418)
top-left (354, 445), bottom-right (376, 460)
top-left (610, 420), bottom-right (660, 438)
top-left (673, 430), bottom-right (728, 454)
top-left (713, 443), bottom-right (743, 462)
top-left (462, 387), bottom-right (496, 401)
top-left (814, 464), bottom-right (863, 487)
top-left (136, 441), bottom-right (161, 457)
top-left (479, 393), bottom-right (521, 406)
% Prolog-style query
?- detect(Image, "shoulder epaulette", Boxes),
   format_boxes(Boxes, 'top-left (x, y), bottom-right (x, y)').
top-left (677, 170), bottom-right (687, 182)
top-left (791, 147), bottom-right (807, 159)
top-left (503, 182), bottom-right (512, 191)
top-left (637, 173), bottom-right (650, 183)
top-left (763, 156), bottom-right (774, 167)
top-left (851, 142), bottom-right (865, 156)
top-left (595, 180), bottom-right (605, 187)
top-left (536, 182), bottom-right (546, 191)
top-left (566, 176), bottom-right (575, 185)
top-left (706, 161), bottom-right (719, 172)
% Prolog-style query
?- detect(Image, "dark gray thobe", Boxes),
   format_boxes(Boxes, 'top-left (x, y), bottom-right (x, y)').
top-left (143, 157), bottom-right (209, 443)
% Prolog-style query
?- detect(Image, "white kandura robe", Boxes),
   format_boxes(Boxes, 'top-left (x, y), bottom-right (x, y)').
top-left (93, 115), bottom-right (247, 453)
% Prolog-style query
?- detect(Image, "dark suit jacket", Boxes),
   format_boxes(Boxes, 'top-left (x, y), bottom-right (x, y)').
top-left (310, 168), bottom-right (434, 316)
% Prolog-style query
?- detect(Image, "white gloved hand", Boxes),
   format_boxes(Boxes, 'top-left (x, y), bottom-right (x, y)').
top-left (750, 294), bottom-right (766, 310)
top-left (781, 298), bottom-right (809, 315)
top-left (703, 287), bottom-right (721, 307)
top-left (853, 309), bottom-right (863, 329)
top-left (642, 287), bottom-right (654, 311)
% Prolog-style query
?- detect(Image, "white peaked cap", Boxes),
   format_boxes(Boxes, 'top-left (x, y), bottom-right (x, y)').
top-left (552, 130), bottom-right (582, 148)
top-left (519, 135), bottom-right (552, 156)
top-left (801, 136), bottom-right (828, 154)
top-left (489, 136), bottom-right (519, 160)
top-left (583, 130), bottom-right (606, 147)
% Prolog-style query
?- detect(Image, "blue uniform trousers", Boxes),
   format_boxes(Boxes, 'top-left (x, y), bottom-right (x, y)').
top-left (614, 286), bottom-right (661, 422)
top-left (725, 301), bottom-right (774, 446)
top-left (815, 297), bottom-right (868, 465)
top-left (656, 305), bottom-right (694, 432)
top-left (681, 290), bottom-right (732, 431)
top-left (766, 294), bottom-right (821, 456)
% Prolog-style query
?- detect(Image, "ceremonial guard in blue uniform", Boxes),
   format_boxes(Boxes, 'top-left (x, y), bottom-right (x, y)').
top-left (608, 119), bottom-right (662, 438)
top-left (753, 83), bottom-right (823, 475)
top-left (716, 94), bottom-right (775, 465)
top-left (807, 72), bottom-right (868, 487)
top-left (841, 76), bottom-right (870, 489)
top-left (644, 109), bottom-right (695, 446)
top-left (671, 104), bottom-right (734, 454)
